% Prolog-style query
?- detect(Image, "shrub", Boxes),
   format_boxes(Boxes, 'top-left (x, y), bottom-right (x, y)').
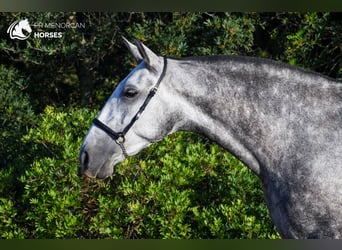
top-left (0, 65), bottom-right (36, 168)
top-left (86, 133), bottom-right (279, 239)
top-left (0, 65), bottom-right (36, 239)
top-left (260, 12), bottom-right (342, 79)
top-left (0, 105), bottom-right (279, 238)
top-left (126, 12), bottom-right (257, 57)
top-left (18, 106), bottom-right (96, 238)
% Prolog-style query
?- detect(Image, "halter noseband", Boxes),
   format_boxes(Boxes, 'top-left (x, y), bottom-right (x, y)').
top-left (92, 57), bottom-right (167, 158)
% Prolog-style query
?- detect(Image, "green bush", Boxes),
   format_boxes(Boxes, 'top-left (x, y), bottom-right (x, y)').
top-left (0, 65), bottom-right (37, 239)
top-left (260, 12), bottom-right (342, 79)
top-left (18, 106), bottom-right (96, 238)
top-left (87, 133), bottom-right (279, 239)
top-left (1, 106), bottom-right (279, 238)
top-left (126, 13), bottom-right (257, 57)
top-left (0, 65), bottom-right (36, 168)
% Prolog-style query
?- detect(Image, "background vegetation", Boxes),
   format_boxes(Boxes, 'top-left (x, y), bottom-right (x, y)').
top-left (0, 12), bottom-right (341, 239)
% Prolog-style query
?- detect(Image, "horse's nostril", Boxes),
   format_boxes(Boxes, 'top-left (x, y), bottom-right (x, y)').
top-left (80, 150), bottom-right (89, 172)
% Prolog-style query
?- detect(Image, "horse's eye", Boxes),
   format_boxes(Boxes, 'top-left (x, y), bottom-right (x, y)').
top-left (123, 88), bottom-right (138, 98)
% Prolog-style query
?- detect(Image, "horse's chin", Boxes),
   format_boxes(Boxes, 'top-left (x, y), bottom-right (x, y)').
top-left (95, 168), bottom-right (114, 179)
top-left (83, 165), bottom-right (112, 180)
top-left (83, 142), bottom-right (152, 179)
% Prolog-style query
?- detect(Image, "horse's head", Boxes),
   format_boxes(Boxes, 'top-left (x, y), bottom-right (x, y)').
top-left (79, 38), bottom-right (175, 179)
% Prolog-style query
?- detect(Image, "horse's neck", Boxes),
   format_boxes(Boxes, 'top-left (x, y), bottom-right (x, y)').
top-left (168, 56), bottom-right (339, 176)
top-left (167, 58), bottom-right (266, 175)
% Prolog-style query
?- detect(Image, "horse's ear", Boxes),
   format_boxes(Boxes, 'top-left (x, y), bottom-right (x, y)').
top-left (134, 39), bottom-right (160, 70)
top-left (122, 37), bottom-right (160, 70)
top-left (122, 36), bottom-right (143, 62)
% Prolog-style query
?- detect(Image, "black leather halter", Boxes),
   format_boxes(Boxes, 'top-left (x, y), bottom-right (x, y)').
top-left (92, 57), bottom-right (167, 157)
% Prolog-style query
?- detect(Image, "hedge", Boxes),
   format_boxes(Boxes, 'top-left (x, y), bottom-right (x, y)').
top-left (0, 105), bottom-right (279, 238)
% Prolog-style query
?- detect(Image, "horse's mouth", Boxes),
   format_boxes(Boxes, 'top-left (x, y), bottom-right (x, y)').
top-left (83, 169), bottom-right (100, 179)
top-left (83, 165), bottom-right (113, 179)
top-left (82, 156), bottom-right (121, 179)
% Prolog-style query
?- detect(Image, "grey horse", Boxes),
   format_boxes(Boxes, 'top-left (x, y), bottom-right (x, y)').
top-left (79, 38), bottom-right (342, 238)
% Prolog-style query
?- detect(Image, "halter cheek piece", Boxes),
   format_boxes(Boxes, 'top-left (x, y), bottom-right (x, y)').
top-left (92, 57), bottom-right (167, 158)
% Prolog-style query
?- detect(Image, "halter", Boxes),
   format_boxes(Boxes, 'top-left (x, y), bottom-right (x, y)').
top-left (92, 57), bottom-right (167, 158)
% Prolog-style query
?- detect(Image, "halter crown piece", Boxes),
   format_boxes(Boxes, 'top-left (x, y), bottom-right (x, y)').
top-left (92, 57), bottom-right (167, 158)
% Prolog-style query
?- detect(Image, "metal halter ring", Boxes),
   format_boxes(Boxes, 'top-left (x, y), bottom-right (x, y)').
top-left (115, 135), bottom-right (125, 145)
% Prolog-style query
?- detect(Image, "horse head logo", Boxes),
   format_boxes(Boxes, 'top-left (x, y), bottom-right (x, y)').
top-left (7, 19), bottom-right (32, 40)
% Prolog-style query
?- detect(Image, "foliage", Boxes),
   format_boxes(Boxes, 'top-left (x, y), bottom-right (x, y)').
top-left (284, 13), bottom-right (342, 79)
top-left (255, 12), bottom-right (342, 79)
top-left (0, 65), bottom-right (36, 168)
top-left (0, 107), bottom-right (279, 238)
top-left (0, 107), bottom-right (96, 238)
top-left (0, 64), bottom-right (36, 227)
top-left (0, 13), bottom-right (127, 108)
top-left (87, 132), bottom-right (279, 239)
top-left (126, 12), bottom-right (258, 57)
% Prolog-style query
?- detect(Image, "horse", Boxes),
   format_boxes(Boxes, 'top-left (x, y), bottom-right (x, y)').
top-left (79, 37), bottom-right (342, 239)
top-left (7, 19), bottom-right (32, 40)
